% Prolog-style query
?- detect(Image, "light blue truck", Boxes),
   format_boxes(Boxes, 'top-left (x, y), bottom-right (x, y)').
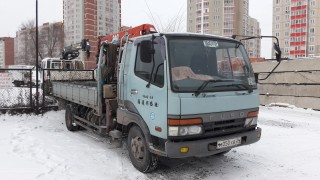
top-left (52, 26), bottom-right (282, 172)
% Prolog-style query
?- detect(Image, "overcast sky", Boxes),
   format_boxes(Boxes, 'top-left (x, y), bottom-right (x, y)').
top-left (0, 0), bottom-right (273, 58)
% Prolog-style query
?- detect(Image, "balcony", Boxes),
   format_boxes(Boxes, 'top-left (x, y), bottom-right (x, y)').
top-left (290, 41), bottom-right (306, 46)
top-left (291, 23), bottom-right (307, 28)
top-left (291, 14), bottom-right (307, 20)
top-left (290, 32), bottom-right (307, 37)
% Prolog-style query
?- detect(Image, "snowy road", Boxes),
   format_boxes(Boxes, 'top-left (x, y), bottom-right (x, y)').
top-left (0, 106), bottom-right (319, 180)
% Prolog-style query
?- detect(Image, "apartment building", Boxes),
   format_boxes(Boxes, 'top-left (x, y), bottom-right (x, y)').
top-left (0, 37), bottom-right (14, 68)
top-left (187, 0), bottom-right (261, 58)
top-left (63, 0), bottom-right (121, 68)
top-left (247, 17), bottom-right (261, 58)
top-left (273, 0), bottom-right (320, 58)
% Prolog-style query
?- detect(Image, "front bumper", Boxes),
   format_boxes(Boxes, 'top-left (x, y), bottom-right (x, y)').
top-left (165, 127), bottom-right (261, 158)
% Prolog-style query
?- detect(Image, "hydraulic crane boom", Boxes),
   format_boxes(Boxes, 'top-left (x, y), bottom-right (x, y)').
top-left (97, 24), bottom-right (157, 45)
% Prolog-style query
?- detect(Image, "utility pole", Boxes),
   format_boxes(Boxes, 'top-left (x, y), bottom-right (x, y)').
top-left (35, 0), bottom-right (39, 114)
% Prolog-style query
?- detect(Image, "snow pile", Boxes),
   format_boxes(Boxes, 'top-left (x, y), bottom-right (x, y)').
top-left (0, 106), bottom-right (320, 179)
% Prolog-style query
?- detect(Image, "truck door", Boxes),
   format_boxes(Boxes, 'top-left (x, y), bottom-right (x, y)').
top-left (125, 37), bottom-right (168, 139)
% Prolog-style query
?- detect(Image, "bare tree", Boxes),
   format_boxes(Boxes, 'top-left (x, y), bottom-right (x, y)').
top-left (16, 20), bottom-right (64, 65)
top-left (158, 10), bottom-right (185, 33)
top-left (39, 22), bottom-right (64, 58)
top-left (17, 20), bottom-right (37, 65)
top-left (144, 0), bottom-right (186, 33)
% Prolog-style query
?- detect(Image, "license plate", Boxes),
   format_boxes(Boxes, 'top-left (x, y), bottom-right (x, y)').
top-left (217, 137), bottom-right (241, 149)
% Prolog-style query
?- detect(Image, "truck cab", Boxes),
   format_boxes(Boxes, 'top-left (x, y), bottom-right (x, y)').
top-left (116, 33), bottom-right (261, 171)
top-left (53, 28), bottom-right (264, 173)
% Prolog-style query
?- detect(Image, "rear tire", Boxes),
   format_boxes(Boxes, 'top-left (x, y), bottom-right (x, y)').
top-left (127, 125), bottom-right (158, 173)
top-left (65, 104), bottom-right (78, 131)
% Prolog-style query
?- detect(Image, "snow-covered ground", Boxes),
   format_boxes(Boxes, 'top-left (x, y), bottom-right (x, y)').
top-left (0, 106), bottom-right (319, 180)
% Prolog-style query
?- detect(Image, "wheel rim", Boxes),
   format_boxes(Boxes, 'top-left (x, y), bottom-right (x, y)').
top-left (131, 136), bottom-right (145, 161)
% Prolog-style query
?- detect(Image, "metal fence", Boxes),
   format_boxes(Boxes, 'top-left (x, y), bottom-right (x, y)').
top-left (0, 68), bottom-right (33, 110)
top-left (0, 68), bottom-right (95, 112)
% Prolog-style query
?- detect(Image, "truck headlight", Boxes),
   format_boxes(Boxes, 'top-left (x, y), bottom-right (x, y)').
top-left (168, 118), bottom-right (203, 137)
top-left (168, 126), bottom-right (179, 136)
top-left (244, 117), bottom-right (258, 127)
top-left (169, 125), bottom-right (202, 136)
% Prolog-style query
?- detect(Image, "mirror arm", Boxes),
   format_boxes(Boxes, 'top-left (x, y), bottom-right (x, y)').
top-left (258, 61), bottom-right (281, 81)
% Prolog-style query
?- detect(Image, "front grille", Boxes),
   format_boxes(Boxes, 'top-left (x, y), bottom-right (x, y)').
top-left (203, 118), bottom-right (246, 137)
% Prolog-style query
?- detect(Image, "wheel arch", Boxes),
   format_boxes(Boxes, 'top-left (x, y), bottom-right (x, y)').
top-left (118, 108), bottom-right (152, 145)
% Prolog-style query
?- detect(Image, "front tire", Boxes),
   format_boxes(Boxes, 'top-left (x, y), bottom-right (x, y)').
top-left (65, 104), bottom-right (78, 131)
top-left (127, 125), bottom-right (158, 173)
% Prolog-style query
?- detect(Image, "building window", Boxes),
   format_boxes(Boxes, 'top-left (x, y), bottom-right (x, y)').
top-left (223, 29), bottom-right (233, 34)
top-left (276, 0), bottom-right (280, 4)
top-left (284, 48), bottom-right (289, 53)
top-left (309, 46), bottom-right (315, 52)
top-left (285, 31), bottom-right (289, 37)
top-left (310, 28), bottom-right (315, 34)
top-left (285, 6), bottom-right (290, 12)
top-left (310, 10), bottom-right (315, 15)
top-left (224, 0), bottom-right (234, 4)
top-left (275, 24), bottom-right (280, 29)
top-left (310, 1), bottom-right (316, 6)
top-left (285, 14), bottom-right (290, 19)
top-left (285, 39), bottom-right (289, 46)
top-left (310, 37), bottom-right (315, 42)
top-left (310, 19), bottom-right (315, 25)
top-left (276, 16), bottom-right (280, 21)
top-left (285, 23), bottom-right (289, 28)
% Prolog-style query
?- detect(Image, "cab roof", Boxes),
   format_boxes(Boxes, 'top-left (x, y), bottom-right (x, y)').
top-left (131, 32), bottom-right (241, 43)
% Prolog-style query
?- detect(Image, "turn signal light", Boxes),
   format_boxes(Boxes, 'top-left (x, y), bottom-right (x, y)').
top-left (247, 111), bottom-right (259, 117)
top-left (168, 118), bottom-right (202, 126)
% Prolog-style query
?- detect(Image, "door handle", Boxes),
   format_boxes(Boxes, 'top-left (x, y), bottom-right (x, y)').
top-left (130, 89), bottom-right (138, 94)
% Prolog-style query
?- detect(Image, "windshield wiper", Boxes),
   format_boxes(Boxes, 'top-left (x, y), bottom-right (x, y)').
top-left (229, 83), bottom-right (253, 93)
top-left (194, 79), bottom-right (253, 97)
top-left (194, 79), bottom-right (234, 97)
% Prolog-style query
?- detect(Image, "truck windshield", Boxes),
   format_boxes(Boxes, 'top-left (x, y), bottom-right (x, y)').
top-left (168, 37), bottom-right (256, 93)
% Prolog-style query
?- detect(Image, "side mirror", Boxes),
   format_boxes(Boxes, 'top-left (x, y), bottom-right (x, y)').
top-left (273, 43), bottom-right (282, 62)
top-left (140, 40), bottom-right (154, 63)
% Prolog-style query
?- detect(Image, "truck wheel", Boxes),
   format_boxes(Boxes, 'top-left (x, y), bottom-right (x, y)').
top-left (65, 104), bottom-right (78, 131)
top-left (128, 125), bottom-right (158, 173)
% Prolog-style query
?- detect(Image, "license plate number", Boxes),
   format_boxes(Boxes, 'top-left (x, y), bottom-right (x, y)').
top-left (217, 137), bottom-right (241, 149)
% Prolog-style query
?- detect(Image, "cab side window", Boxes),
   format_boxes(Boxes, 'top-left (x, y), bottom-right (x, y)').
top-left (135, 37), bottom-right (165, 87)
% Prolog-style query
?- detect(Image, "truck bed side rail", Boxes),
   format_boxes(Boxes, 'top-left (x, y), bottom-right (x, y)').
top-left (42, 69), bottom-right (95, 82)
